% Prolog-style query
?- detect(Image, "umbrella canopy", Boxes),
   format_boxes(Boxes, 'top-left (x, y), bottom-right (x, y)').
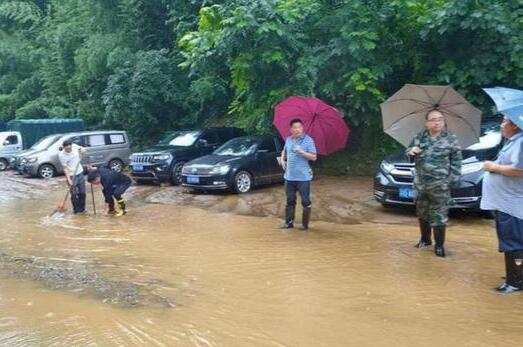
top-left (483, 87), bottom-right (523, 130)
top-left (273, 96), bottom-right (350, 155)
top-left (380, 84), bottom-right (482, 148)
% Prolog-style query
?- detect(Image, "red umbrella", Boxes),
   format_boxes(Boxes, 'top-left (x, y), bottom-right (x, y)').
top-left (273, 96), bottom-right (350, 155)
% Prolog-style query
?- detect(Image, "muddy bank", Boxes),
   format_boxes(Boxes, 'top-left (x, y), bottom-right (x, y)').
top-left (0, 253), bottom-right (175, 308)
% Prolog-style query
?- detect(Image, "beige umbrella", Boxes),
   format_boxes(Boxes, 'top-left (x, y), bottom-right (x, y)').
top-left (380, 84), bottom-right (482, 148)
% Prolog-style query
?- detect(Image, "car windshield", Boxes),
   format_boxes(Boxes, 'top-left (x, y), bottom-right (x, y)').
top-left (31, 135), bottom-right (60, 150)
top-left (214, 138), bottom-right (258, 156)
top-left (159, 131), bottom-right (201, 147)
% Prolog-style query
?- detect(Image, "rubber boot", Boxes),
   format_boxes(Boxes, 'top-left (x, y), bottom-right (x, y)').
top-left (299, 206), bottom-right (311, 231)
top-left (107, 202), bottom-right (116, 215)
top-left (414, 219), bottom-right (432, 248)
top-left (497, 252), bottom-right (523, 294)
top-left (280, 205), bottom-right (295, 229)
top-left (115, 199), bottom-right (126, 217)
top-left (433, 225), bottom-right (446, 257)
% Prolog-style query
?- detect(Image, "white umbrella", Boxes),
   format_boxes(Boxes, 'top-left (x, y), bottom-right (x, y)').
top-left (380, 84), bottom-right (482, 148)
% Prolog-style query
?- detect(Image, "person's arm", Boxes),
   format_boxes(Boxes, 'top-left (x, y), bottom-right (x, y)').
top-left (449, 138), bottom-right (462, 187)
top-left (484, 162), bottom-right (523, 177)
top-left (296, 138), bottom-right (317, 161)
top-left (406, 135), bottom-right (421, 156)
top-left (281, 147), bottom-right (287, 170)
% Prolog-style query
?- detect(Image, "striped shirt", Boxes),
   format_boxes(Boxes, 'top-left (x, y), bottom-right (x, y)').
top-left (481, 132), bottom-right (523, 219)
top-left (284, 134), bottom-right (316, 181)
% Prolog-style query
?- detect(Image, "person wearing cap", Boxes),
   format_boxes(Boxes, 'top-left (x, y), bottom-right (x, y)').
top-left (481, 115), bottom-right (523, 294)
top-left (58, 139), bottom-right (87, 214)
top-left (87, 167), bottom-right (132, 216)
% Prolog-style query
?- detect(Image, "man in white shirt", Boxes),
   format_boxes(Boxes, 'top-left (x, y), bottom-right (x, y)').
top-left (58, 139), bottom-right (87, 214)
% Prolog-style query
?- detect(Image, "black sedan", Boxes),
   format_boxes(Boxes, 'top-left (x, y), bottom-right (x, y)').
top-left (181, 135), bottom-right (284, 193)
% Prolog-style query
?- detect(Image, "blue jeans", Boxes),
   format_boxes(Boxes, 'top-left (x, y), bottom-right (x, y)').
top-left (285, 180), bottom-right (311, 208)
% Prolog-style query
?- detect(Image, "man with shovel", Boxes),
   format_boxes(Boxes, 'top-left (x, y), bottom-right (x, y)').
top-left (58, 139), bottom-right (87, 214)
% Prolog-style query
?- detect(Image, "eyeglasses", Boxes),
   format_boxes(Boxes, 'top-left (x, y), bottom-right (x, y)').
top-left (426, 118), bottom-right (444, 123)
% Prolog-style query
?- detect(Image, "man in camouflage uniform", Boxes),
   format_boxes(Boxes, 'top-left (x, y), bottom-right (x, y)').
top-left (406, 109), bottom-right (462, 257)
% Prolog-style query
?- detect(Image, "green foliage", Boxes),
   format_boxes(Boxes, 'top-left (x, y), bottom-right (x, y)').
top-left (0, 0), bottom-right (521, 159)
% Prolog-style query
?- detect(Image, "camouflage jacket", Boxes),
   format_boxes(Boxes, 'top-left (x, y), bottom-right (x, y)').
top-left (406, 130), bottom-right (462, 191)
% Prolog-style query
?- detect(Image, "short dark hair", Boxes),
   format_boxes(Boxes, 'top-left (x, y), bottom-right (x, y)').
top-left (289, 118), bottom-right (303, 126)
top-left (87, 170), bottom-right (100, 183)
top-left (62, 139), bottom-right (73, 147)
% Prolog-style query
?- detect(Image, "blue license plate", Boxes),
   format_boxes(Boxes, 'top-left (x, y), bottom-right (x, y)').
top-left (133, 164), bottom-right (144, 172)
top-left (399, 188), bottom-right (415, 199)
top-left (187, 176), bottom-right (200, 184)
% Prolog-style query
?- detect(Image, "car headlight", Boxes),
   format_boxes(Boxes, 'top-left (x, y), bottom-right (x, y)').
top-left (461, 161), bottom-right (484, 175)
top-left (153, 154), bottom-right (172, 162)
top-left (380, 161), bottom-right (395, 173)
top-left (210, 164), bottom-right (231, 175)
top-left (26, 157), bottom-right (37, 163)
top-left (21, 158), bottom-right (27, 163)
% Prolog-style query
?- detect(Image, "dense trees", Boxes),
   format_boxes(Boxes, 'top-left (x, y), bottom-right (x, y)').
top-left (0, 0), bottom-right (522, 158)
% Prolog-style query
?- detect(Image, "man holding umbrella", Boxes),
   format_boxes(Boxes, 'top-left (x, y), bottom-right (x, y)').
top-left (280, 118), bottom-right (317, 230)
top-left (482, 87), bottom-right (523, 294)
top-left (406, 109), bottom-right (462, 257)
top-left (381, 84), bottom-right (480, 257)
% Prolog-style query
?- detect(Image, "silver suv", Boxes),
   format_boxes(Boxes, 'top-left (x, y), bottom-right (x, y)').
top-left (15, 130), bottom-right (132, 178)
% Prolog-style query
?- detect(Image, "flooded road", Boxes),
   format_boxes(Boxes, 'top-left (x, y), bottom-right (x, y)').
top-left (0, 171), bottom-right (519, 346)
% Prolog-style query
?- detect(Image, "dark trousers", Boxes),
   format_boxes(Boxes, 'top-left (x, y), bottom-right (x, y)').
top-left (285, 180), bottom-right (311, 208)
top-left (70, 173), bottom-right (86, 213)
top-left (113, 181), bottom-right (131, 201)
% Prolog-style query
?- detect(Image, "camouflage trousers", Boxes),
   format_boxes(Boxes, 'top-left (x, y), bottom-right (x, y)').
top-left (415, 187), bottom-right (451, 227)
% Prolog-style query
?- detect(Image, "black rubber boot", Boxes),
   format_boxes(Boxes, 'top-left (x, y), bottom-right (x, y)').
top-left (433, 225), bottom-right (446, 257)
top-left (414, 219), bottom-right (432, 248)
top-left (116, 199), bottom-right (126, 216)
top-left (108, 202), bottom-right (116, 215)
top-left (280, 205), bottom-right (295, 229)
top-left (497, 252), bottom-right (523, 294)
top-left (299, 207), bottom-right (311, 231)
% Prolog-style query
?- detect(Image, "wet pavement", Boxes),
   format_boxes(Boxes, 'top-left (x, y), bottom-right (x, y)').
top-left (0, 171), bottom-right (518, 346)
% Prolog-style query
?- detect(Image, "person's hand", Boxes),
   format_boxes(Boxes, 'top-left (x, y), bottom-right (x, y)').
top-left (281, 160), bottom-right (287, 171)
top-left (408, 146), bottom-right (422, 156)
top-left (484, 161), bottom-right (498, 173)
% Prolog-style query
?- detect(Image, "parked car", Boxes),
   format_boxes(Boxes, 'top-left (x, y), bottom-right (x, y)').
top-left (374, 118), bottom-right (504, 209)
top-left (15, 130), bottom-right (131, 178)
top-left (0, 118), bottom-right (84, 171)
top-left (182, 135), bottom-right (284, 193)
top-left (129, 127), bottom-right (245, 184)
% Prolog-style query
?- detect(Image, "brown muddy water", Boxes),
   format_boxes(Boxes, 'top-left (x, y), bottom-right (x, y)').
top-left (0, 171), bottom-right (520, 346)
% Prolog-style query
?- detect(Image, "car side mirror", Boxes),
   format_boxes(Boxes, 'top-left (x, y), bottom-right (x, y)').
top-left (196, 139), bottom-right (208, 148)
top-left (3, 140), bottom-right (10, 146)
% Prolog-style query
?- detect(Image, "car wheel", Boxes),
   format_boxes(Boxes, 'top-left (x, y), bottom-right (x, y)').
top-left (109, 159), bottom-right (124, 173)
top-left (38, 164), bottom-right (56, 179)
top-left (171, 161), bottom-right (185, 185)
top-left (0, 159), bottom-right (8, 171)
top-left (233, 171), bottom-right (253, 194)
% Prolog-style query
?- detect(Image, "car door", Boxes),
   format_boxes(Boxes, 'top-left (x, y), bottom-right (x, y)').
top-left (83, 133), bottom-right (108, 166)
top-left (2, 133), bottom-right (22, 158)
top-left (256, 137), bottom-right (280, 183)
top-left (198, 130), bottom-right (220, 155)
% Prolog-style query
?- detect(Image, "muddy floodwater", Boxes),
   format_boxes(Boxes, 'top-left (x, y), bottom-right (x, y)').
top-left (0, 171), bottom-right (520, 346)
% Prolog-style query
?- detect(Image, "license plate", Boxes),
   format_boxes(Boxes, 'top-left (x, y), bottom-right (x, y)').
top-left (132, 164), bottom-right (144, 172)
top-left (187, 176), bottom-right (200, 184)
top-left (399, 188), bottom-right (416, 199)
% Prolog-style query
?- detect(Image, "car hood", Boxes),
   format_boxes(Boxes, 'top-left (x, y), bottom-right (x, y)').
top-left (138, 145), bottom-right (190, 155)
top-left (187, 154), bottom-right (243, 166)
top-left (15, 149), bottom-right (46, 158)
top-left (384, 150), bottom-right (481, 165)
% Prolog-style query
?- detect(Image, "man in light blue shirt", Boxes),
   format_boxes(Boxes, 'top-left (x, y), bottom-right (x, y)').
top-left (280, 118), bottom-right (317, 230)
top-left (481, 115), bottom-right (523, 294)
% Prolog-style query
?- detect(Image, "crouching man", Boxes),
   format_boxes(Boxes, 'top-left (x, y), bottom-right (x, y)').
top-left (87, 167), bottom-right (132, 216)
